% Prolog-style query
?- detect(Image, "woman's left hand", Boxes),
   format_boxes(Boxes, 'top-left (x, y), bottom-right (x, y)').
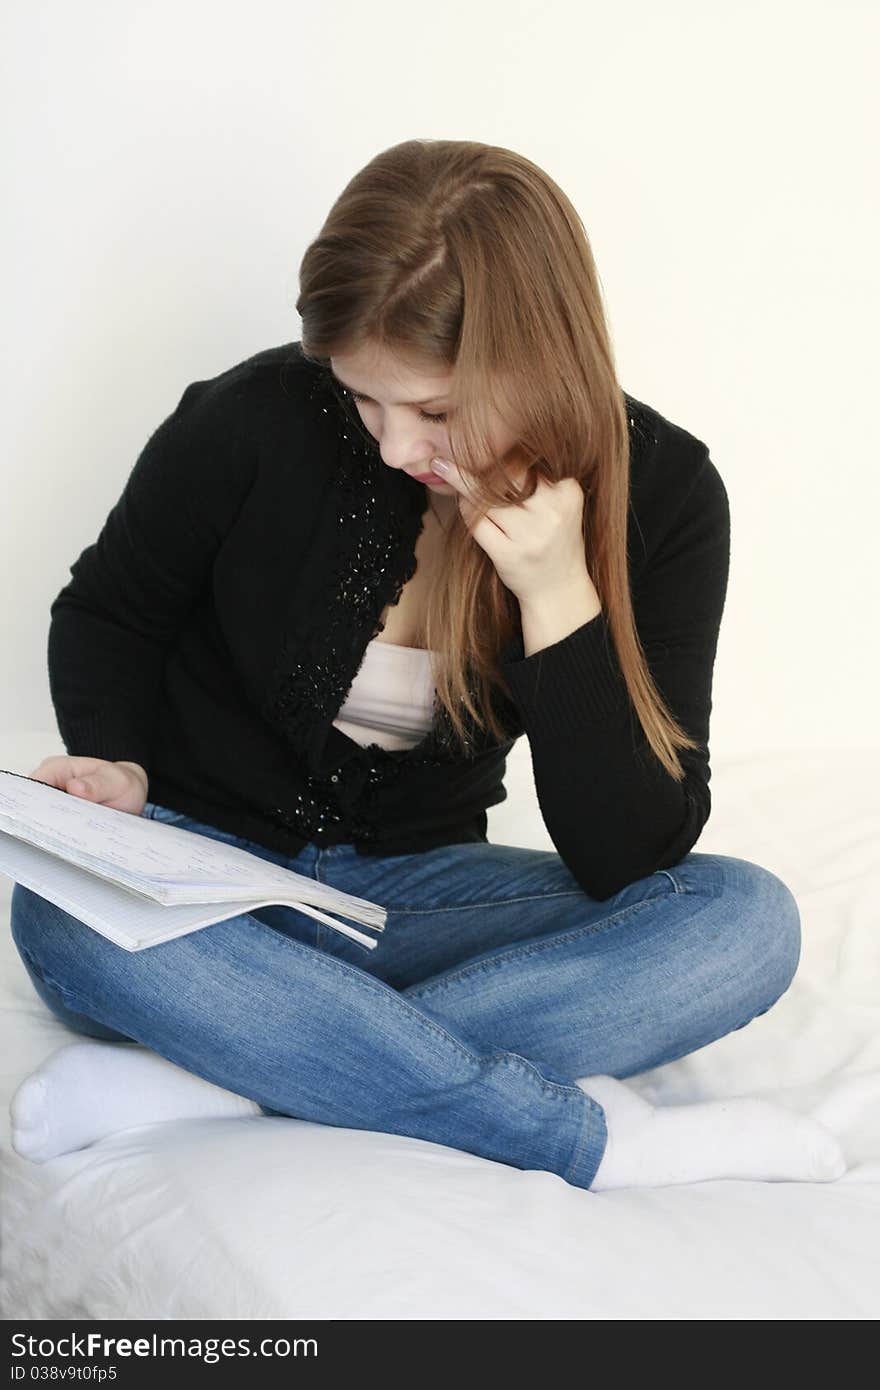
top-left (429, 456), bottom-right (595, 607)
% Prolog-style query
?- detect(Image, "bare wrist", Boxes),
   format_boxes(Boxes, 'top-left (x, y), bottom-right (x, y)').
top-left (519, 575), bottom-right (603, 657)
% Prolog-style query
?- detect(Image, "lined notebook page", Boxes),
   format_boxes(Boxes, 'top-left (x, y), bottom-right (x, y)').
top-left (0, 833), bottom-right (381, 952)
top-left (0, 770), bottom-right (386, 951)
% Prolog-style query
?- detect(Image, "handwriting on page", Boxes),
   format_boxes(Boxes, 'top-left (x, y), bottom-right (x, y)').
top-left (0, 770), bottom-right (305, 891)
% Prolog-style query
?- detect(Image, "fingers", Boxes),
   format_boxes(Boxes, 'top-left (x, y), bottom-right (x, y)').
top-left (25, 757), bottom-right (146, 817)
top-left (26, 760), bottom-right (66, 789)
top-left (27, 755), bottom-right (106, 797)
top-left (66, 764), bottom-right (112, 800)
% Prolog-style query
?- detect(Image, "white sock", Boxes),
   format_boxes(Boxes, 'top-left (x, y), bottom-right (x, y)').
top-left (10, 1040), bottom-right (262, 1163)
top-left (580, 1074), bottom-right (847, 1189)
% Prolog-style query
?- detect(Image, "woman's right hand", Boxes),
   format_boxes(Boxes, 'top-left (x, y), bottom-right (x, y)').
top-left (27, 756), bottom-right (150, 816)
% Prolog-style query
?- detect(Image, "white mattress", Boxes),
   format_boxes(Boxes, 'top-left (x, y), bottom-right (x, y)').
top-left (2, 738), bottom-right (879, 1320)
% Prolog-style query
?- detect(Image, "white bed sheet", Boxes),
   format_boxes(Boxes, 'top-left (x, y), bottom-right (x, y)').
top-left (2, 739), bottom-right (879, 1320)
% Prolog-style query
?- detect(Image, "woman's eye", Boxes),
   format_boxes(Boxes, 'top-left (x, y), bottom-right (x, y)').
top-left (348, 389), bottom-right (447, 424)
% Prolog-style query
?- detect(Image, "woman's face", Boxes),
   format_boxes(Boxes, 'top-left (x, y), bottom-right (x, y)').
top-left (329, 343), bottom-right (518, 501)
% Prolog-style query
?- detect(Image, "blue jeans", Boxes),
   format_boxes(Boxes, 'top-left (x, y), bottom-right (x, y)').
top-left (9, 801), bottom-right (801, 1191)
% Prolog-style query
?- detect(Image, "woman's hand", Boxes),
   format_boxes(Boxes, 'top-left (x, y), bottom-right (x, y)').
top-left (28, 756), bottom-right (150, 816)
top-left (429, 456), bottom-right (597, 608)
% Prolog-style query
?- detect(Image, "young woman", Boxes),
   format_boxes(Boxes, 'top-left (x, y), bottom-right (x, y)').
top-left (9, 139), bottom-right (845, 1191)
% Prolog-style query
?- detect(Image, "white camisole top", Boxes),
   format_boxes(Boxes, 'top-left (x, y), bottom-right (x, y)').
top-left (331, 638), bottom-right (439, 751)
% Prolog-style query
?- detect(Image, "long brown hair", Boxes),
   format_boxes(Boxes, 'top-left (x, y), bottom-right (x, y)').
top-left (296, 139), bottom-right (701, 782)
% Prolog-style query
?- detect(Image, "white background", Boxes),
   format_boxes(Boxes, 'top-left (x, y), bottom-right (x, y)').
top-left (2, 0), bottom-right (877, 769)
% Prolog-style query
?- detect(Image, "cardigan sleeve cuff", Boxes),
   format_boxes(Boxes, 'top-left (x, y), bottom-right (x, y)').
top-left (499, 610), bottom-right (631, 739)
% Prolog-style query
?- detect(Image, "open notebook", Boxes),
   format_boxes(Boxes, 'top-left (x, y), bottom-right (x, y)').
top-left (0, 770), bottom-right (386, 951)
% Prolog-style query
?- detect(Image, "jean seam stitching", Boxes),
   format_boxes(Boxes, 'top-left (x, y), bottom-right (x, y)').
top-left (15, 936), bottom-right (89, 1011)
top-left (382, 890), bottom-right (590, 916)
top-left (406, 893), bottom-right (675, 1001)
top-left (657, 869), bottom-right (686, 894)
top-left (489, 1048), bottom-right (592, 1101)
top-left (334, 889), bottom-right (597, 953)
top-left (564, 1090), bottom-right (607, 1187)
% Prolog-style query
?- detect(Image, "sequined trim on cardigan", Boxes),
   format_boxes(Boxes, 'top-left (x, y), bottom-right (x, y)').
top-left (258, 353), bottom-right (503, 846)
top-left (258, 348), bottom-right (656, 848)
